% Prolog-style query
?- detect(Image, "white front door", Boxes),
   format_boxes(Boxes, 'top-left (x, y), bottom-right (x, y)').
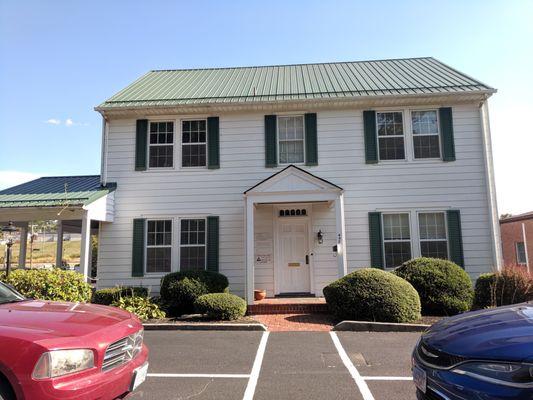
top-left (277, 219), bottom-right (310, 293)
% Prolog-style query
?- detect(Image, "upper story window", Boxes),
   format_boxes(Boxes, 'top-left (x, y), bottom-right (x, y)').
top-left (412, 110), bottom-right (441, 159)
top-left (149, 122), bottom-right (174, 168)
top-left (377, 112), bottom-right (405, 160)
top-left (182, 120), bottom-right (207, 168)
top-left (516, 242), bottom-right (527, 265)
top-left (146, 220), bottom-right (172, 273)
top-left (278, 115), bottom-right (305, 164)
top-left (180, 218), bottom-right (206, 271)
top-left (382, 213), bottom-right (411, 268)
top-left (418, 212), bottom-right (448, 259)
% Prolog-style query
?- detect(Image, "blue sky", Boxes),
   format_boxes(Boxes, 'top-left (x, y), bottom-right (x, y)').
top-left (1, 0), bottom-right (532, 214)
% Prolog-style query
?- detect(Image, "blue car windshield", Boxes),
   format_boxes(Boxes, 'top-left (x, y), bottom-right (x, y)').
top-left (0, 282), bottom-right (25, 304)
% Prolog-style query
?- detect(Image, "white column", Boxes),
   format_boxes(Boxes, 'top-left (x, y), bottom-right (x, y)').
top-left (335, 194), bottom-right (348, 278)
top-left (79, 213), bottom-right (91, 280)
top-left (18, 223), bottom-right (28, 268)
top-left (246, 197), bottom-right (255, 305)
top-left (56, 221), bottom-right (64, 268)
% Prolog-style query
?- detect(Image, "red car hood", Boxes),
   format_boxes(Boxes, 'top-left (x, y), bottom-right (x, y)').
top-left (0, 300), bottom-right (135, 343)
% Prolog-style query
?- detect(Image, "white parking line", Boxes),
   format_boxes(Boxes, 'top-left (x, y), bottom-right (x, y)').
top-left (330, 332), bottom-right (375, 400)
top-left (148, 373), bottom-right (250, 378)
top-left (242, 331), bottom-right (270, 400)
top-left (362, 376), bottom-right (413, 381)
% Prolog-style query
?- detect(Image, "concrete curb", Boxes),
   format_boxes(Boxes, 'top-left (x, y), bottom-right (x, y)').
top-left (143, 323), bottom-right (268, 331)
top-left (333, 320), bottom-right (430, 332)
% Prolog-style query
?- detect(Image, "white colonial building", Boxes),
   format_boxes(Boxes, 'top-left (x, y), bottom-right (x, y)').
top-left (0, 58), bottom-right (502, 304)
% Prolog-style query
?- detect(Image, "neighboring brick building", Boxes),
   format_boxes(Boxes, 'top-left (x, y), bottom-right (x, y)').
top-left (500, 212), bottom-right (532, 271)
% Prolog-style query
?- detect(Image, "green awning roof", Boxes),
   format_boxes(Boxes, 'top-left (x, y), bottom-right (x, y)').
top-left (97, 57), bottom-right (494, 110)
top-left (0, 175), bottom-right (116, 208)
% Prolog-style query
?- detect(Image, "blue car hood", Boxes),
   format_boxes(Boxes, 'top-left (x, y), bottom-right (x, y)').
top-left (422, 303), bottom-right (533, 363)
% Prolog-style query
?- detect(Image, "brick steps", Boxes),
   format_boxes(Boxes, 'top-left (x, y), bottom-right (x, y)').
top-left (247, 302), bottom-right (329, 315)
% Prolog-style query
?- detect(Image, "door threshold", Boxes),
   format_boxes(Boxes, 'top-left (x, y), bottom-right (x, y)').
top-left (275, 292), bottom-right (315, 298)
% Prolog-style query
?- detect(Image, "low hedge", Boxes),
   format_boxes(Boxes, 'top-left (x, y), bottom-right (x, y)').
top-left (1, 268), bottom-right (92, 302)
top-left (323, 268), bottom-right (421, 323)
top-left (194, 293), bottom-right (247, 320)
top-left (92, 287), bottom-right (149, 305)
top-left (160, 270), bottom-right (229, 316)
top-left (474, 267), bottom-right (533, 308)
top-left (111, 296), bottom-right (166, 321)
top-left (394, 258), bottom-right (474, 315)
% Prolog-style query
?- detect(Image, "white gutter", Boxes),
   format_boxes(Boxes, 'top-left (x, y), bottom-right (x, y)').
top-left (479, 101), bottom-right (503, 271)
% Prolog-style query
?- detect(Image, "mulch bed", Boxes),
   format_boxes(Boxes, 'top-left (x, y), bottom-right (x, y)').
top-left (144, 314), bottom-right (261, 325)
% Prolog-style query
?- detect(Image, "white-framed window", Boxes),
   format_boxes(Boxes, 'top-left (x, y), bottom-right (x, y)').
top-left (516, 242), bottom-right (527, 265)
top-left (411, 110), bottom-right (441, 159)
top-left (182, 120), bottom-right (207, 168)
top-left (377, 111), bottom-right (405, 160)
top-left (418, 212), bottom-right (448, 259)
top-left (179, 218), bottom-right (206, 271)
top-left (382, 213), bottom-right (412, 268)
top-left (146, 219), bottom-right (172, 273)
top-left (278, 115), bottom-right (305, 164)
top-left (149, 122), bottom-right (174, 168)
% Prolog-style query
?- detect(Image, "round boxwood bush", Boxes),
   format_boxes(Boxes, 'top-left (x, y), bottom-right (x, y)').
top-left (323, 268), bottom-right (421, 323)
top-left (194, 293), bottom-right (247, 320)
top-left (92, 286), bottom-right (149, 305)
top-left (1, 268), bottom-right (92, 302)
top-left (111, 296), bottom-right (166, 321)
top-left (160, 270), bottom-right (229, 316)
top-left (394, 258), bottom-right (474, 315)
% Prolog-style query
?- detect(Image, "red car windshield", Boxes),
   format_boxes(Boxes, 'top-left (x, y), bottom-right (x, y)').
top-left (0, 282), bottom-right (26, 304)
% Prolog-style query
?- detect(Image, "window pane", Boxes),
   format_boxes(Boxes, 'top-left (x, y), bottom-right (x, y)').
top-left (180, 219), bottom-right (206, 247)
top-left (379, 137), bottom-right (405, 160)
top-left (420, 241), bottom-right (448, 260)
top-left (279, 141), bottom-right (304, 163)
top-left (384, 242), bottom-right (411, 268)
top-left (147, 247), bottom-right (171, 273)
top-left (180, 246), bottom-right (206, 271)
top-left (278, 116), bottom-right (305, 164)
top-left (383, 214), bottom-right (410, 240)
top-left (377, 112), bottom-right (403, 136)
top-left (182, 144), bottom-right (207, 167)
top-left (149, 122), bottom-right (174, 144)
top-left (414, 135), bottom-right (440, 159)
top-left (149, 145), bottom-right (173, 168)
top-left (147, 219), bottom-right (172, 246)
top-left (412, 111), bottom-right (437, 135)
top-left (419, 213), bottom-right (446, 240)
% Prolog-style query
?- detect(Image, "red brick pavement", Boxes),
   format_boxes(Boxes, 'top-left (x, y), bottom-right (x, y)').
top-left (253, 313), bottom-right (335, 332)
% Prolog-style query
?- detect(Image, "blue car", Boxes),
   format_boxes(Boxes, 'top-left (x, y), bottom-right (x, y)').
top-left (412, 303), bottom-right (533, 399)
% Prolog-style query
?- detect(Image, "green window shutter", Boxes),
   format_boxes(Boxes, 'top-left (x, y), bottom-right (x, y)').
top-left (135, 119), bottom-right (148, 171)
top-left (132, 218), bottom-right (145, 277)
top-left (305, 113), bottom-right (318, 166)
top-left (207, 117), bottom-right (220, 169)
top-left (363, 111), bottom-right (378, 164)
top-left (368, 212), bottom-right (384, 269)
top-left (265, 115), bottom-right (277, 168)
top-left (439, 107), bottom-right (456, 161)
top-left (447, 210), bottom-right (464, 268)
top-left (206, 216), bottom-right (219, 272)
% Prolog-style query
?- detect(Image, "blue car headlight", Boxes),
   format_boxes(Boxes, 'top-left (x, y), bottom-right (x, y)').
top-left (452, 362), bottom-right (533, 388)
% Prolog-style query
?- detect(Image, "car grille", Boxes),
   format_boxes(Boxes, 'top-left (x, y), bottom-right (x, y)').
top-left (102, 330), bottom-right (144, 372)
top-left (417, 340), bottom-right (466, 369)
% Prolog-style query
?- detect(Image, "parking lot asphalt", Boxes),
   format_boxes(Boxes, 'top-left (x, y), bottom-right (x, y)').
top-left (129, 330), bottom-right (421, 400)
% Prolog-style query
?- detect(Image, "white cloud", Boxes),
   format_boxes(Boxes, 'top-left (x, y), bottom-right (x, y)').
top-left (44, 118), bottom-right (88, 127)
top-left (0, 171), bottom-right (41, 190)
top-left (65, 118), bottom-right (74, 127)
top-left (45, 118), bottom-right (61, 125)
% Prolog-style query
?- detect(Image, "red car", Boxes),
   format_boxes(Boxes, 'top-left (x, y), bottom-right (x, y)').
top-left (0, 282), bottom-right (149, 400)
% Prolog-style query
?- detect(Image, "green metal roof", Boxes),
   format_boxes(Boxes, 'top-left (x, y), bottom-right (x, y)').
top-left (98, 57), bottom-right (494, 109)
top-left (0, 176), bottom-right (116, 208)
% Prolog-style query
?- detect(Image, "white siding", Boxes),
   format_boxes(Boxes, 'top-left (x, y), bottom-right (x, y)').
top-left (98, 104), bottom-right (495, 296)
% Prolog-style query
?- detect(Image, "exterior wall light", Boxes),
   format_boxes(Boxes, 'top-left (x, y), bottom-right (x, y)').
top-left (317, 230), bottom-right (323, 244)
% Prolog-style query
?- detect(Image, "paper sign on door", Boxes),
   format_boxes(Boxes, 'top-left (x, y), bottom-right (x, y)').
top-left (288, 262), bottom-right (300, 267)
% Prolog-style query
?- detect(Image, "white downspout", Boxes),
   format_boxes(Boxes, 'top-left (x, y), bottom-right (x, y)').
top-left (522, 223), bottom-right (530, 274)
top-left (479, 101), bottom-right (503, 271)
top-left (99, 113), bottom-right (109, 186)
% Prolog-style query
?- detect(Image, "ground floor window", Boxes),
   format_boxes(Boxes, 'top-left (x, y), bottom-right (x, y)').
top-left (516, 242), bottom-right (527, 265)
top-left (180, 218), bottom-right (206, 271)
top-left (418, 212), bottom-right (448, 259)
top-left (382, 213), bottom-right (412, 268)
top-left (146, 220), bottom-right (172, 273)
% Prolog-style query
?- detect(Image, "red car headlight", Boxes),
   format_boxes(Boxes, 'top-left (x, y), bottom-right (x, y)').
top-left (32, 349), bottom-right (95, 379)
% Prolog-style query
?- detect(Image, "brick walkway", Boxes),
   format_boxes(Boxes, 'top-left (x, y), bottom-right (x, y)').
top-left (253, 313), bottom-right (335, 331)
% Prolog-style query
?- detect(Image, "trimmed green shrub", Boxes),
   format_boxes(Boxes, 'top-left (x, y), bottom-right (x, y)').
top-left (1, 268), bottom-right (92, 302)
top-left (474, 267), bottom-right (533, 308)
top-left (395, 258), bottom-right (474, 316)
top-left (92, 286), bottom-right (149, 305)
top-left (111, 296), bottom-right (166, 321)
top-left (323, 268), bottom-right (421, 323)
top-left (160, 270), bottom-right (229, 316)
top-left (194, 293), bottom-right (247, 320)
